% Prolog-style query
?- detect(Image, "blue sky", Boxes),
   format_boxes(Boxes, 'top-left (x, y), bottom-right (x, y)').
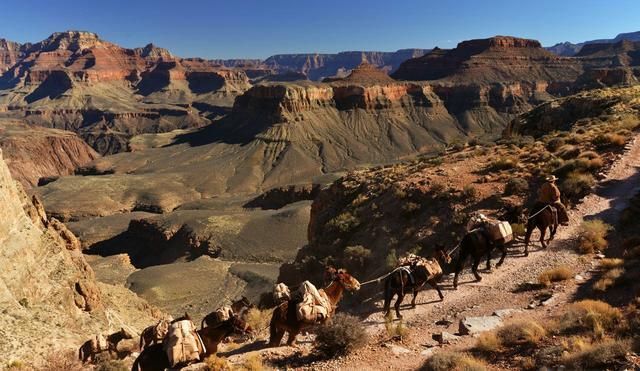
top-left (1, 0), bottom-right (638, 59)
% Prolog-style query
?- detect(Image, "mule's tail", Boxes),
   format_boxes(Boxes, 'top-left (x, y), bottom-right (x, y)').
top-left (201, 317), bottom-right (206, 329)
top-left (131, 356), bottom-right (140, 371)
top-left (78, 346), bottom-right (83, 362)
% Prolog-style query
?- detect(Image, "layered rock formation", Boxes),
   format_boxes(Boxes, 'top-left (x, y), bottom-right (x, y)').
top-left (0, 149), bottom-right (157, 363)
top-left (0, 31), bottom-right (251, 154)
top-left (0, 119), bottom-right (99, 187)
top-left (263, 49), bottom-right (430, 80)
top-left (547, 30), bottom-right (640, 56)
top-left (0, 38), bottom-right (29, 73)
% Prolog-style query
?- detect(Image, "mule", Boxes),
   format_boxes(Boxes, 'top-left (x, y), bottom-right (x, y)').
top-left (382, 246), bottom-right (452, 319)
top-left (452, 229), bottom-right (508, 289)
top-left (79, 328), bottom-right (135, 363)
top-left (201, 297), bottom-right (254, 329)
top-left (268, 268), bottom-right (360, 347)
top-left (131, 343), bottom-right (168, 371)
top-left (199, 316), bottom-right (252, 356)
top-left (523, 202), bottom-right (558, 256)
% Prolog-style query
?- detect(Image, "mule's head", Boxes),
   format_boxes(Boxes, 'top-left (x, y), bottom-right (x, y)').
top-left (118, 327), bottom-right (136, 340)
top-left (435, 244), bottom-right (452, 264)
top-left (230, 315), bottom-right (252, 335)
top-left (323, 266), bottom-right (337, 283)
top-left (334, 268), bottom-right (361, 292)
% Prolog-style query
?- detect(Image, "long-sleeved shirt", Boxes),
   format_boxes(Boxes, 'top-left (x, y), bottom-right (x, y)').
top-left (538, 181), bottom-right (561, 203)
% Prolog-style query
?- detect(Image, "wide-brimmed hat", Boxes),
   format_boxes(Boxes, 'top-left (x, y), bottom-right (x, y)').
top-left (546, 175), bottom-right (558, 182)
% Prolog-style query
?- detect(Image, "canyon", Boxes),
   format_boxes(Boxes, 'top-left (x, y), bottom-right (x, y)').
top-left (2, 30), bottom-right (640, 334)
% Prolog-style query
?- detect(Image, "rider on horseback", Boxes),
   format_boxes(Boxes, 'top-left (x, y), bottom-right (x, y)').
top-left (538, 175), bottom-right (569, 226)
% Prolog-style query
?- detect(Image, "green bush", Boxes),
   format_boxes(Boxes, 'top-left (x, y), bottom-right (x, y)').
top-left (327, 212), bottom-right (360, 234)
top-left (315, 313), bottom-right (368, 357)
top-left (343, 245), bottom-right (371, 267)
top-left (561, 172), bottom-right (595, 200)
top-left (504, 177), bottom-right (529, 195)
top-left (577, 219), bottom-right (612, 254)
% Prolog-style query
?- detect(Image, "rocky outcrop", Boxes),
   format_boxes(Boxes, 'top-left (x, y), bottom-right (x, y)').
top-left (546, 30), bottom-right (640, 56)
top-left (0, 38), bottom-right (29, 73)
top-left (263, 49), bottom-right (430, 80)
top-left (0, 148), bottom-right (158, 362)
top-left (0, 120), bottom-right (99, 187)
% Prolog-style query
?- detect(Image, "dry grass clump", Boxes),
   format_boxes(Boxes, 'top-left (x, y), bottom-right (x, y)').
top-left (556, 144), bottom-right (581, 159)
top-left (497, 321), bottom-right (546, 346)
top-left (205, 355), bottom-right (233, 370)
top-left (420, 351), bottom-right (488, 371)
top-left (315, 313), bottom-right (368, 357)
top-left (560, 172), bottom-right (595, 200)
top-left (237, 353), bottom-right (268, 371)
top-left (562, 339), bottom-right (631, 369)
top-left (560, 300), bottom-right (622, 337)
top-left (40, 351), bottom-right (85, 371)
top-left (385, 317), bottom-right (409, 339)
top-left (488, 156), bottom-right (517, 171)
top-left (326, 211), bottom-right (360, 233)
top-left (95, 360), bottom-right (128, 371)
top-left (245, 308), bottom-right (273, 334)
top-left (503, 177), bottom-right (529, 195)
top-left (576, 219), bottom-right (612, 254)
top-left (593, 268), bottom-right (624, 292)
top-left (592, 133), bottom-right (627, 149)
top-left (475, 332), bottom-right (501, 353)
top-left (461, 185), bottom-right (478, 201)
top-left (545, 137), bottom-right (565, 152)
top-left (599, 258), bottom-right (624, 270)
top-left (538, 266), bottom-right (573, 287)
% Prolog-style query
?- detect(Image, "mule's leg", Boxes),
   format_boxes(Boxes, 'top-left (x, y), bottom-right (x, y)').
top-left (411, 288), bottom-right (419, 308)
top-left (269, 320), bottom-right (285, 347)
top-left (428, 278), bottom-right (444, 300)
top-left (383, 281), bottom-right (393, 317)
top-left (496, 243), bottom-right (507, 267)
top-left (394, 293), bottom-right (405, 319)
top-left (286, 328), bottom-right (300, 346)
top-left (472, 255), bottom-right (482, 282)
top-left (524, 222), bottom-right (534, 257)
top-left (485, 247), bottom-right (492, 271)
top-left (539, 226), bottom-right (548, 249)
top-left (453, 251), bottom-right (467, 289)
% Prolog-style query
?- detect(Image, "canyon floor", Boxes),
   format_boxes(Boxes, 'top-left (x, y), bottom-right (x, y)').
top-left (216, 133), bottom-right (640, 370)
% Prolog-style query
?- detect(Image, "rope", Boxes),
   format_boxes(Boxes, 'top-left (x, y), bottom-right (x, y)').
top-left (527, 204), bottom-right (551, 220)
top-left (359, 267), bottom-right (405, 286)
top-left (447, 242), bottom-right (462, 256)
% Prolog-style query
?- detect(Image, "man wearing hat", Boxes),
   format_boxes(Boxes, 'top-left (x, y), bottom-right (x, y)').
top-left (538, 175), bottom-right (569, 225)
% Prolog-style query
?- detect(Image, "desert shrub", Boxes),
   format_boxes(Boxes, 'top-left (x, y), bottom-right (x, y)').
top-left (95, 360), bottom-right (128, 371)
top-left (488, 156), bottom-right (517, 171)
top-left (386, 249), bottom-right (398, 269)
top-left (562, 340), bottom-right (631, 369)
top-left (430, 183), bottom-right (448, 199)
top-left (461, 185), bottom-right (478, 201)
top-left (599, 258), bottom-right (624, 270)
top-left (504, 177), bottom-right (529, 195)
top-left (245, 308), bottom-right (273, 333)
top-left (238, 353), bottom-right (266, 371)
top-left (41, 351), bottom-right (85, 371)
top-left (497, 321), bottom-right (546, 346)
top-left (538, 266), bottom-right (573, 287)
top-left (402, 201), bottom-right (421, 214)
top-left (561, 172), bottom-right (595, 201)
top-left (475, 331), bottom-right (501, 353)
top-left (315, 313), bottom-right (368, 357)
top-left (576, 219), bottom-right (612, 254)
top-left (393, 186), bottom-right (408, 199)
top-left (327, 212), bottom-right (360, 234)
top-left (593, 268), bottom-right (624, 292)
top-left (205, 355), bottom-right (233, 370)
top-left (420, 351), bottom-right (488, 371)
top-left (555, 157), bottom-right (604, 177)
top-left (384, 317), bottom-right (409, 339)
top-left (592, 133), bottom-right (627, 149)
top-left (560, 300), bottom-right (622, 337)
top-left (557, 144), bottom-right (581, 159)
top-left (546, 137), bottom-right (565, 152)
top-left (4, 361), bottom-right (31, 370)
top-left (343, 245), bottom-right (371, 267)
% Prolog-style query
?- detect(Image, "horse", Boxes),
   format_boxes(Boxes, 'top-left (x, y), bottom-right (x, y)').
top-left (268, 268), bottom-right (360, 347)
top-left (523, 202), bottom-right (558, 256)
top-left (382, 246), bottom-right (452, 319)
top-left (452, 228), bottom-right (508, 289)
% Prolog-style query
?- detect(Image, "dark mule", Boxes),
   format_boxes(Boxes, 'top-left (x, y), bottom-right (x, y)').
top-left (78, 328), bottom-right (135, 363)
top-left (201, 297), bottom-right (254, 329)
top-left (452, 229), bottom-right (508, 289)
top-left (382, 246), bottom-right (452, 319)
top-left (524, 202), bottom-right (558, 256)
top-left (131, 343), bottom-right (168, 371)
top-left (198, 316), bottom-right (252, 356)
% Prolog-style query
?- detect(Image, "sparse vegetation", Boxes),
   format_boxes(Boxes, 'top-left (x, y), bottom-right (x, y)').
top-left (327, 212), bottom-right (360, 233)
top-left (95, 360), bottom-right (128, 371)
top-left (245, 308), bottom-right (273, 333)
top-left (488, 156), bottom-right (517, 171)
top-left (538, 266), bottom-right (573, 287)
top-left (420, 351), bottom-right (488, 371)
top-left (560, 172), bottom-right (595, 200)
top-left (504, 177), bottom-right (529, 195)
top-left (41, 351), bottom-right (85, 371)
top-left (315, 313), bottom-right (368, 357)
top-left (559, 300), bottom-right (622, 337)
top-left (593, 268), bottom-right (624, 292)
top-left (562, 339), bottom-right (631, 369)
top-left (475, 332), bottom-right (501, 353)
top-left (576, 219), bottom-right (612, 253)
top-left (205, 355), bottom-right (233, 370)
top-left (238, 353), bottom-right (267, 371)
top-left (385, 249), bottom-right (398, 269)
top-left (545, 137), bottom-right (565, 152)
top-left (343, 245), bottom-right (371, 268)
top-left (384, 317), bottom-right (409, 340)
top-left (497, 320), bottom-right (546, 346)
top-left (461, 185), bottom-right (478, 201)
top-left (592, 133), bottom-right (627, 149)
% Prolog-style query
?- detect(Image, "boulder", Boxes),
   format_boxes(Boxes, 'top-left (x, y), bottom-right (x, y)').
top-left (458, 316), bottom-right (503, 335)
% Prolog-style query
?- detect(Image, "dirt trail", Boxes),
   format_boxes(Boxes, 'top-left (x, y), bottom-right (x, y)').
top-left (292, 135), bottom-right (640, 370)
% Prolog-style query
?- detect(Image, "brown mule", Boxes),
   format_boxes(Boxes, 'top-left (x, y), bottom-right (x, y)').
top-left (524, 202), bottom-right (558, 256)
top-left (268, 268), bottom-right (360, 347)
top-left (382, 246), bottom-right (452, 319)
top-left (199, 316), bottom-right (252, 356)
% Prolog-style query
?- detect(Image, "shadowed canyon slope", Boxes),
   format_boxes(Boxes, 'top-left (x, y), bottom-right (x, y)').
top-left (0, 149), bottom-right (158, 364)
